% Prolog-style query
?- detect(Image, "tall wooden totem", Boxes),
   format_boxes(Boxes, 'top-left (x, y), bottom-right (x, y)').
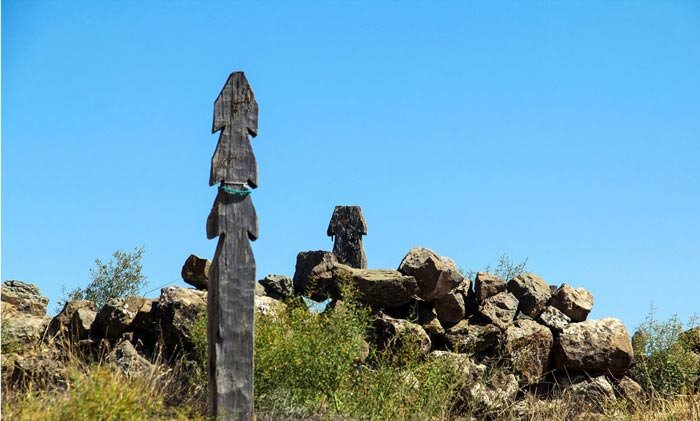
top-left (206, 71), bottom-right (258, 419)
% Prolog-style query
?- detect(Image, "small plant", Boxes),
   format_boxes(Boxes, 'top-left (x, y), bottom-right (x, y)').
top-left (465, 253), bottom-right (528, 281)
top-left (57, 246), bottom-right (147, 310)
top-left (632, 306), bottom-right (700, 397)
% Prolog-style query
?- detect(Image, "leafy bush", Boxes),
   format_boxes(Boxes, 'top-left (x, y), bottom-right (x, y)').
top-left (57, 246), bottom-right (147, 310)
top-left (255, 301), bottom-right (369, 409)
top-left (632, 307), bottom-right (700, 396)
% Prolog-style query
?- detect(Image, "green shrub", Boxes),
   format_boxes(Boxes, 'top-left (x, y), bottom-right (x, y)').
top-left (632, 308), bottom-right (700, 396)
top-left (255, 301), bottom-right (369, 410)
top-left (57, 246), bottom-right (147, 310)
top-left (339, 352), bottom-right (465, 420)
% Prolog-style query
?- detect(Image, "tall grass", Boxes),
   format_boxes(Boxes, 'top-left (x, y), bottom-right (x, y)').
top-left (632, 307), bottom-right (700, 396)
top-left (5, 298), bottom-right (700, 420)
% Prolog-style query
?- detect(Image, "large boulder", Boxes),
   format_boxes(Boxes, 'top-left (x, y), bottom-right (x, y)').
top-left (154, 287), bottom-right (207, 356)
top-left (2, 313), bottom-right (50, 346)
top-left (434, 290), bottom-right (467, 324)
top-left (474, 272), bottom-right (506, 303)
top-left (562, 375), bottom-right (616, 410)
top-left (397, 247), bottom-right (465, 302)
top-left (180, 254), bottom-right (211, 290)
top-left (502, 319), bottom-right (553, 385)
top-left (259, 274), bottom-right (294, 300)
top-left (614, 376), bottom-right (645, 402)
top-left (47, 300), bottom-right (97, 339)
top-left (335, 266), bottom-right (418, 308)
top-left (444, 319), bottom-right (501, 356)
top-left (478, 291), bottom-right (518, 330)
top-left (429, 351), bottom-right (518, 413)
top-left (292, 251), bottom-right (339, 301)
top-left (69, 307), bottom-right (97, 341)
top-left (554, 318), bottom-right (633, 375)
top-left (94, 296), bottom-right (147, 339)
top-left (9, 347), bottom-right (69, 390)
top-left (550, 284), bottom-right (593, 322)
top-left (107, 340), bottom-right (155, 376)
top-left (1, 280), bottom-right (49, 316)
top-left (372, 313), bottom-right (431, 355)
top-left (506, 273), bottom-right (551, 318)
top-left (129, 299), bottom-right (159, 352)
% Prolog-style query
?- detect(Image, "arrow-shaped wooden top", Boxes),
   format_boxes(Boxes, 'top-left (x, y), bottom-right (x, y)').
top-left (210, 71), bottom-right (259, 188)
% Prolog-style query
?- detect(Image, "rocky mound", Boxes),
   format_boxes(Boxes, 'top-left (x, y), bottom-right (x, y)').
top-left (3, 246), bottom-right (688, 413)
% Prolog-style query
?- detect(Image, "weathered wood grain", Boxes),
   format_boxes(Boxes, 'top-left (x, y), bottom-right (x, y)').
top-left (207, 71), bottom-right (258, 420)
top-left (327, 205), bottom-right (368, 269)
top-left (210, 72), bottom-right (259, 187)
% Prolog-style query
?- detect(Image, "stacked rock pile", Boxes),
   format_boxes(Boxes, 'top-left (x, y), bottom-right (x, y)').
top-left (2, 245), bottom-right (646, 410)
top-left (290, 246), bottom-right (641, 405)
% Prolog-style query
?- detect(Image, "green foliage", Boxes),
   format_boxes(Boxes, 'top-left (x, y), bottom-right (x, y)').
top-left (57, 246), bottom-right (147, 310)
top-left (631, 307), bottom-right (700, 396)
top-left (255, 302), bottom-right (369, 409)
top-left (465, 253), bottom-right (528, 281)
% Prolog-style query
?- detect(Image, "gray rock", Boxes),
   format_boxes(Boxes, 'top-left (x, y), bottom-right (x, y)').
top-left (474, 272), bottom-right (506, 303)
top-left (94, 296), bottom-right (146, 339)
top-left (1, 280), bottom-right (49, 316)
top-left (107, 340), bottom-right (155, 376)
top-left (292, 251), bottom-right (339, 301)
top-left (47, 300), bottom-right (97, 340)
top-left (430, 351), bottom-right (518, 413)
top-left (502, 319), bottom-right (553, 385)
top-left (398, 247), bottom-right (466, 302)
top-left (10, 347), bottom-right (69, 390)
top-left (2, 314), bottom-right (50, 346)
top-left (554, 318), bottom-right (633, 375)
top-left (336, 266), bottom-right (418, 308)
top-left (506, 273), bottom-right (551, 318)
top-left (434, 290), bottom-right (466, 324)
top-left (550, 284), bottom-right (593, 322)
top-left (180, 254), bottom-right (211, 290)
top-left (129, 299), bottom-right (159, 351)
top-left (259, 274), bottom-right (294, 300)
top-left (444, 319), bottom-right (501, 356)
top-left (373, 313), bottom-right (431, 355)
top-left (478, 291), bottom-right (518, 329)
top-left (255, 282), bottom-right (265, 296)
top-left (615, 376), bottom-right (645, 402)
top-left (537, 305), bottom-right (571, 332)
top-left (465, 370), bottom-right (519, 414)
top-left (154, 287), bottom-right (207, 356)
top-left (69, 307), bottom-right (96, 341)
top-left (563, 375), bottom-right (616, 410)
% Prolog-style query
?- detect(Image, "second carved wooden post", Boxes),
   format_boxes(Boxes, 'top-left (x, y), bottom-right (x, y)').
top-left (206, 71), bottom-right (259, 420)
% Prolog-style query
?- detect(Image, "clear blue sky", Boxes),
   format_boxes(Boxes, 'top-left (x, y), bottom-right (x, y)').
top-left (3, 1), bottom-right (699, 329)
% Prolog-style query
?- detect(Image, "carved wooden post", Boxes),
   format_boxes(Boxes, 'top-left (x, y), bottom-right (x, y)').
top-left (206, 71), bottom-right (258, 420)
top-left (327, 205), bottom-right (367, 269)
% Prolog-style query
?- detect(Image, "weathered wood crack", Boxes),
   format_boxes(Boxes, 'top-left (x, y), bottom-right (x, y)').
top-left (206, 71), bottom-right (258, 420)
